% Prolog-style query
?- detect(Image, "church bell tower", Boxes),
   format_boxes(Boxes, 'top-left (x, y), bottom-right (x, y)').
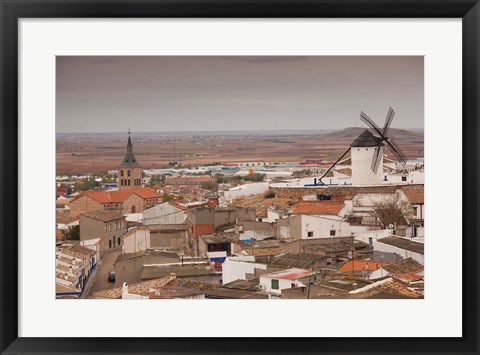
top-left (118, 130), bottom-right (142, 190)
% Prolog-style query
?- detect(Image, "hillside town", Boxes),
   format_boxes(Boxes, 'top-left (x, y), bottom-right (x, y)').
top-left (56, 121), bottom-right (424, 300)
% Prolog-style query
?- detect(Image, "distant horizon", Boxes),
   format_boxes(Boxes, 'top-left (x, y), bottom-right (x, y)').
top-left (56, 126), bottom-right (424, 135)
top-left (57, 56), bottom-right (424, 133)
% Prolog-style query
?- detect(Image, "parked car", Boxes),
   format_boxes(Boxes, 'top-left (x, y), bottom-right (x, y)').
top-left (108, 271), bottom-right (115, 282)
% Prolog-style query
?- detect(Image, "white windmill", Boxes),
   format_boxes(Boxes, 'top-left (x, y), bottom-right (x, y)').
top-left (319, 107), bottom-right (407, 186)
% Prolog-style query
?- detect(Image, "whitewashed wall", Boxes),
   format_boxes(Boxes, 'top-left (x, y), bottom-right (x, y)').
top-left (143, 203), bottom-right (186, 225)
top-left (222, 257), bottom-right (265, 284)
top-left (351, 147), bottom-right (384, 186)
top-left (299, 215), bottom-right (351, 239)
top-left (123, 227), bottom-right (150, 254)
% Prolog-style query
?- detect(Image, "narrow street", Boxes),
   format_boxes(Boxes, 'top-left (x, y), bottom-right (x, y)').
top-left (82, 248), bottom-right (121, 298)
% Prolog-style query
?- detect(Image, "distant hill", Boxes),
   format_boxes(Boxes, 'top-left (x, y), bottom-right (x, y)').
top-left (322, 127), bottom-right (423, 140)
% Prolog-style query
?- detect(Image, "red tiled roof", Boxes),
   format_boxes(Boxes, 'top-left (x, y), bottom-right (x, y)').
top-left (401, 188), bottom-right (424, 204)
top-left (391, 271), bottom-right (424, 282)
top-left (56, 231), bottom-right (64, 240)
top-left (293, 200), bottom-right (344, 215)
top-left (72, 188), bottom-right (161, 204)
top-left (338, 260), bottom-right (389, 273)
top-left (133, 188), bottom-right (163, 199)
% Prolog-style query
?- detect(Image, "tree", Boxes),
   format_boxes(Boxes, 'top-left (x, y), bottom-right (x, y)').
top-left (201, 179), bottom-right (217, 191)
top-left (74, 178), bottom-right (99, 192)
top-left (244, 173), bottom-right (266, 182)
top-left (63, 225), bottom-right (80, 241)
top-left (162, 193), bottom-right (173, 202)
top-left (371, 194), bottom-right (411, 229)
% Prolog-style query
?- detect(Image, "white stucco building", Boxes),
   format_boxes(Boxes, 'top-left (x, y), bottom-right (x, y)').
top-left (221, 256), bottom-right (265, 284)
top-left (123, 226), bottom-right (150, 253)
top-left (143, 202), bottom-right (186, 225)
top-left (259, 268), bottom-right (313, 297)
top-left (350, 130), bottom-right (384, 186)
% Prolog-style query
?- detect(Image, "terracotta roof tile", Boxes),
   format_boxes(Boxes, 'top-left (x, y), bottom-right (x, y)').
top-left (91, 274), bottom-right (176, 299)
top-left (81, 210), bottom-right (125, 222)
top-left (338, 260), bottom-right (389, 273)
top-left (383, 258), bottom-right (423, 274)
top-left (72, 188), bottom-right (161, 204)
top-left (56, 211), bottom-right (79, 225)
top-left (401, 187), bottom-right (424, 204)
top-left (56, 283), bottom-right (81, 294)
top-left (294, 200), bottom-right (344, 215)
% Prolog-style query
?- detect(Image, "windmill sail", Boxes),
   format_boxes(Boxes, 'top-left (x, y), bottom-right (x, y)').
top-left (383, 107), bottom-right (395, 136)
top-left (371, 145), bottom-right (384, 174)
top-left (360, 107), bottom-right (407, 172)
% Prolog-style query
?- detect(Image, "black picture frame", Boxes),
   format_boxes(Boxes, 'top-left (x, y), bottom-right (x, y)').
top-left (1, 1), bottom-right (478, 354)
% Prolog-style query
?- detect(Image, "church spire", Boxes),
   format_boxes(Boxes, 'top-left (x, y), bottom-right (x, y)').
top-left (127, 129), bottom-right (133, 153)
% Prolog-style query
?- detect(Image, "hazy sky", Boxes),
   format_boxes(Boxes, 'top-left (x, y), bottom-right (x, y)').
top-left (56, 56), bottom-right (423, 133)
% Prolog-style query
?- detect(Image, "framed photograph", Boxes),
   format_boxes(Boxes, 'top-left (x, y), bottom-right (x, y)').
top-left (1, 1), bottom-right (479, 354)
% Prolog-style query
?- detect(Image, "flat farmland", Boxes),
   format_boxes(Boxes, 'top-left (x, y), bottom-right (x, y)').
top-left (56, 128), bottom-right (424, 174)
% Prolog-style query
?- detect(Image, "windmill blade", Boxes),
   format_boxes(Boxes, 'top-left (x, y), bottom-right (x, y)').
top-left (360, 111), bottom-right (385, 138)
top-left (383, 107), bottom-right (395, 136)
top-left (385, 137), bottom-right (407, 165)
top-left (370, 145), bottom-right (384, 174)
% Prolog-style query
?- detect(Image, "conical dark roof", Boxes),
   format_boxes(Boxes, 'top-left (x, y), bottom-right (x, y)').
top-left (350, 129), bottom-right (383, 147)
top-left (120, 152), bottom-right (141, 167)
top-left (120, 132), bottom-right (141, 167)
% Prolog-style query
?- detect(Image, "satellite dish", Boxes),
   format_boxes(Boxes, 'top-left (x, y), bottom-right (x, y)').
top-left (388, 224), bottom-right (394, 229)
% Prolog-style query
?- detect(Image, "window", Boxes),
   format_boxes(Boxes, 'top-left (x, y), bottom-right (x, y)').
top-left (128, 170), bottom-right (131, 177)
top-left (120, 170), bottom-right (124, 177)
top-left (128, 180), bottom-right (131, 186)
top-left (291, 283), bottom-right (296, 288)
top-left (118, 237), bottom-right (121, 245)
top-left (307, 231), bottom-right (314, 238)
top-left (402, 176), bottom-right (407, 181)
top-left (108, 224), bottom-right (111, 232)
top-left (412, 206), bottom-right (418, 215)
top-left (271, 279), bottom-right (279, 290)
top-left (104, 225), bottom-right (107, 232)
top-left (330, 230), bottom-right (336, 236)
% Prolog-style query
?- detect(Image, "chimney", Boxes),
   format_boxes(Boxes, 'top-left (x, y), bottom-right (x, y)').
top-left (122, 282), bottom-right (128, 294)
